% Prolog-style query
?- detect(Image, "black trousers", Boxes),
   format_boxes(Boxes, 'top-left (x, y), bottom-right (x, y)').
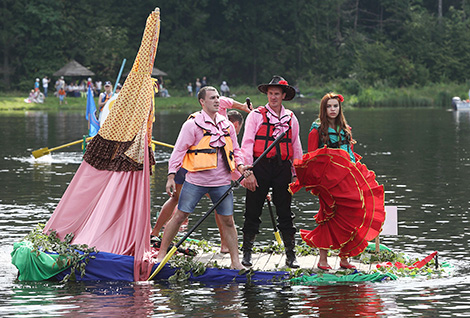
top-left (242, 157), bottom-right (296, 236)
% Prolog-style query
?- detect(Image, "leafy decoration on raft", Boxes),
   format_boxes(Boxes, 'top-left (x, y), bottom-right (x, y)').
top-left (162, 237), bottom-right (451, 283)
top-left (167, 254), bottom-right (207, 282)
top-left (23, 223), bottom-right (98, 282)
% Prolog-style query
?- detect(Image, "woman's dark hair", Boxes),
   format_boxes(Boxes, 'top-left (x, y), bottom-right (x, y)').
top-left (318, 92), bottom-right (355, 146)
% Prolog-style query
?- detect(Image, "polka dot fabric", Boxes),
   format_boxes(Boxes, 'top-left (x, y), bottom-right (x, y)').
top-left (84, 9), bottom-right (160, 171)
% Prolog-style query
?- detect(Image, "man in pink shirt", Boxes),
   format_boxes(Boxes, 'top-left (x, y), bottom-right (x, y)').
top-left (150, 96), bottom-right (250, 252)
top-left (240, 76), bottom-right (303, 268)
top-left (156, 86), bottom-right (250, 270)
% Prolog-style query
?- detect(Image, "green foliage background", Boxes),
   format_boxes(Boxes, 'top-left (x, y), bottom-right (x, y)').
top-left (2, 0), bottom-right (470, 101)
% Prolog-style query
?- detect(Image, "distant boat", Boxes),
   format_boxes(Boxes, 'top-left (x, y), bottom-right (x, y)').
top-left (451, 97), bottom-right (470, 110)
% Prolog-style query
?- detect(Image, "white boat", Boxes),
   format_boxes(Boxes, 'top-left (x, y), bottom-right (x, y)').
top-left (451, 97), bottom-right (470, 110)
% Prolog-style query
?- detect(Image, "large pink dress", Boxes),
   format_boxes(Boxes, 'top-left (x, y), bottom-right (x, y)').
top-left (44, 9), bottom-right (161, 281)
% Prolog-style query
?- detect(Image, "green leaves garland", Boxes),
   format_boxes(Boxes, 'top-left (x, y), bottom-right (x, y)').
top-left (23, 224), bottom-right (98, 282)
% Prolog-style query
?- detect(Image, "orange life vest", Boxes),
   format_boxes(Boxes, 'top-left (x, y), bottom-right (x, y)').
top-left (182, 113), bottom-right (236, 172)
top-left (253, 106), bottom-right (293, 160)
top-left (100, 92), bottom-right (112, 111)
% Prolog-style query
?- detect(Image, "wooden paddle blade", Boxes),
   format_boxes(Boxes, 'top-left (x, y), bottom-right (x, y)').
top-left (274, 232), bottom-right (283, 246)
top-left (32, 147), bottom-right (50, 159)
top-left (147, 245), bottom-right (177, 280)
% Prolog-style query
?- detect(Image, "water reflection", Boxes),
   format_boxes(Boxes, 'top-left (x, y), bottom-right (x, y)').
top-left (5, 281), bottom-right (156, 318)
top-left (24, 112), bottom-right (50, 145)
top-left (294, 284), bottom-right (386, 317)
top-left (452, 109), bottom-right (470, 127)
top-left (153, 283), bottom-right (245, 317)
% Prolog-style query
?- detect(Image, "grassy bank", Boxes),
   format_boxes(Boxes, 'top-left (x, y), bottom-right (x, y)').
top-left (1, 82), bottom-right (466, 112)
top-left (299, 81), bottom-right (467, 108)
top-left (0, 86), bottom-right (315, 113)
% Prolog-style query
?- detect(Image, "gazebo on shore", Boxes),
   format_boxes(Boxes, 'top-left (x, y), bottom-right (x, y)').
top-left (53, 60), bottom-right (95, 77)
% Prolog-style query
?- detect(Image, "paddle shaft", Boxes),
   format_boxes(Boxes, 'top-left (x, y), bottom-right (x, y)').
top-left (151, 140), bottom-right (174, 149)
top-left (32, 137), bottom-right (94, 158)
top-left (148, 131), bottom-right (287, 280)
top-left (112, 59), bottom-right (127, 95)
top-left (33, 137), bottom-right (171, 158)
top-left (48, 138), bottom-right (90, 152)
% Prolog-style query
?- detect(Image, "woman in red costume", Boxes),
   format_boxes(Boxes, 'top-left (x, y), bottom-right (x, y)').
top-left (289, 92), bottom-right (385, 271)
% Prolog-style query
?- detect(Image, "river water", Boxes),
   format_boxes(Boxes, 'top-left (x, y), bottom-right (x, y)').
top-left (1, 107), bottom-right (470, 317)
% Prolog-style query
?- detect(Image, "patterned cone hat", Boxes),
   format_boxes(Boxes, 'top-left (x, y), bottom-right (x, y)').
top-left (84, 8), bottom-right (161, 171)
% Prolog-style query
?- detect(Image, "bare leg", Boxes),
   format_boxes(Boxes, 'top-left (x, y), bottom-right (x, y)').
top-left (216, 214), bottom-right (244, 270)
top-left (215, 213), bottom-right (230, 253)
top-left (206, 193), bottom-right (228, 253)
top-left (339, 257), bottom-right (355, 268)
top-left (318, 249), bottom-right (329, 268)
top-left (151, 184), bottom-right (182, 237)
top-left (155, 209), bottom-right (189, 262)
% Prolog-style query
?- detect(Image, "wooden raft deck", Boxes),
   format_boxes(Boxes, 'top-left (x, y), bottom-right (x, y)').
top-left (191, 250), bottom-right (375, 273)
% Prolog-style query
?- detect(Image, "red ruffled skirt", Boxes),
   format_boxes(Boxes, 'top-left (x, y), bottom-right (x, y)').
top-left (289, 147), bottom-right (385, 257)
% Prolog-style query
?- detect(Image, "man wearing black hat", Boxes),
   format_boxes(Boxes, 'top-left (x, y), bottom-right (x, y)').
top-left (240, 75), bottom-right (303, 268)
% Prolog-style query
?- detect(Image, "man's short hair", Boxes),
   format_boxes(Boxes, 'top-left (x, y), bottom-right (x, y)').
top-left (227, 110), bottom-right (244, 125)
top-left (197, 86), bottom-right (217, 102)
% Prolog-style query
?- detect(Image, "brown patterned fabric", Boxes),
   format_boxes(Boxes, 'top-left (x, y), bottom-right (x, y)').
top-left (84, 9), bottom-right (160, 171)
top-left (83, 134), bottom-right (155, 171)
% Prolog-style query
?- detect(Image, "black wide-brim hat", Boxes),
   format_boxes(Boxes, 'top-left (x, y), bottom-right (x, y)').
top-left (257, 75), bottom-right (296, 101)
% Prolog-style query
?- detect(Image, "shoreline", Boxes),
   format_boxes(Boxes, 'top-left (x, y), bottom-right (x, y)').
top-left (0, 95), bottom-right (319, 113)
top-left (3, 80), bottom-right (462, 112)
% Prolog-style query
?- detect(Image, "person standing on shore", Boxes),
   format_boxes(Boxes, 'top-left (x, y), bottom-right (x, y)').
top-left (95, 80), bottom-right (102, 96)
top-left (187, 83), bottom-right (193, 96)
top-left (34, 78), bottom-right (40, 92)
top-left (42, 76), bottom-right (50, 97)
top-left (195, 78), bottom-right (202, 96)
top-left (220, 81), bottom-right (230, 97)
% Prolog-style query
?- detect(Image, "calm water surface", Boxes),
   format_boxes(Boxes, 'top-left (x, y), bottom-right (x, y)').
top-left (1, 107), bottom-right (470, 317)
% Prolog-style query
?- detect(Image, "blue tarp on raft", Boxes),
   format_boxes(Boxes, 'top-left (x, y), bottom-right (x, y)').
top-left (53, 251), bottom-right (290, 284)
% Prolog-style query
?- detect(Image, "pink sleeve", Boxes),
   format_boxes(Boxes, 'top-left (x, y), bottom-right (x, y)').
top-left (241, 110), bottom-right (262, 166)
top-left (218, 96), bottom-right (234, 118)
top-left (168, 121), bottom-right (196, 174)
top-left (291, 114), bottom-right (303, 160)
top-left (290, 115), bottom-right (303, 176)
top-left (229, 121), bottom-right (243, 167)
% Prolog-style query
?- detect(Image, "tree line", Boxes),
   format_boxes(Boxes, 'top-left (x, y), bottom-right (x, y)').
top-left (1, 0), bottom-right (470, 94)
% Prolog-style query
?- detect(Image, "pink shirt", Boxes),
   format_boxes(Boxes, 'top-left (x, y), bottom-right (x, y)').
top-left (168, 110), bottom-right (243, 186)
top-left (241, 103), bottom-right (302, 175)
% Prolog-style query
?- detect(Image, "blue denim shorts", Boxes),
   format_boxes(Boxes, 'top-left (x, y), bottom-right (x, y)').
top-left (178, 181), bottom-right (233, 215)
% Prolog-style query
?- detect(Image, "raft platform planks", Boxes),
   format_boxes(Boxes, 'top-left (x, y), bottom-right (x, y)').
top-left (191, 249), bottom-right (375, 273)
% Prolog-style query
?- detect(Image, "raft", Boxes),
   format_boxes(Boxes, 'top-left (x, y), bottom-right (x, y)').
top-left (11, 240), bottom-right (445, 285)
